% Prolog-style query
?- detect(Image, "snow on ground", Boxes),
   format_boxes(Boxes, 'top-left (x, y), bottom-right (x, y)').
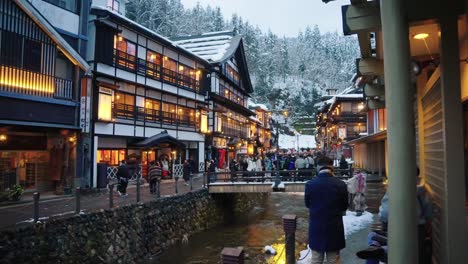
top-left (279, 134), bottom-right (316, 150)
top-left (297, 210), bottom-right (374, 264)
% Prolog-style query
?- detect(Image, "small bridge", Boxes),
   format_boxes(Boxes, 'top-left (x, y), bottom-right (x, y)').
top-left (205, 168), bottom-right (352, 193)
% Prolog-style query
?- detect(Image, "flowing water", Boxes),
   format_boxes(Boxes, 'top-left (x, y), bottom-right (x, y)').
top-left (154, 192), bottom-right (310, 264)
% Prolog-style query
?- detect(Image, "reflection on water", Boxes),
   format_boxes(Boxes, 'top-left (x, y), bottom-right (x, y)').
top-left (154, 193), bottom-right (309, 264)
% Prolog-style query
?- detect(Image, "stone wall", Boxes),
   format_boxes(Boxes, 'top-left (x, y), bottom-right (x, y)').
top-left (0, 190), bottom-right (268, 264)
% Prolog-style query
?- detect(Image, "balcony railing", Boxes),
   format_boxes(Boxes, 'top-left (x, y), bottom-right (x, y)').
top-left (117, 52), bottom-right (201, 92)
top-left (331, 112), bottom-right (366, 122)
top-left (114, 103), bottom-right (197, 127)
top-left (221, 125), bottom-right (248, 138)
top-left (0, 65), bottom-right (74, 100)
top-left (113, 49), bottom-right (136, 72)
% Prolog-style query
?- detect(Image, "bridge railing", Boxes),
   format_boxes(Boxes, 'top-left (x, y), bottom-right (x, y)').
top-left (203, 166), bottom-right (353, 185)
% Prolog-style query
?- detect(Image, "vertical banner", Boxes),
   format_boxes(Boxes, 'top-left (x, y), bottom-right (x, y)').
top-left (338, 125), bottom-right (347, 139)
top-left (80, 76), bottom-right (91, 133)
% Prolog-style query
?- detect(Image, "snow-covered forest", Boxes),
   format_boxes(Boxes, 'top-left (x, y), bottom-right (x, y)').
top-left (125, 0), bottom-right (360, 133)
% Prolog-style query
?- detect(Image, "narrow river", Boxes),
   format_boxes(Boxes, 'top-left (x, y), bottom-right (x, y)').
top-left (154, 193), bottom-right (311, 264)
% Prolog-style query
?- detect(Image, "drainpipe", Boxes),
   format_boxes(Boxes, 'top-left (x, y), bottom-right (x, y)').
top-left (380, 0), bottom-right (418, 263)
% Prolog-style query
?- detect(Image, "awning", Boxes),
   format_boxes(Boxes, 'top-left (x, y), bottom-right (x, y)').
top-left (345, 130), bottom-right (387, 146)
top-left (133, 131), bottom-right (185, 149)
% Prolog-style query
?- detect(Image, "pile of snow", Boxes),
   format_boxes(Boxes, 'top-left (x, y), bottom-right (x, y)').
top-left (297, 210), bottom-right (374, 264)
top-left (279, 134), bottom-right (316, 149)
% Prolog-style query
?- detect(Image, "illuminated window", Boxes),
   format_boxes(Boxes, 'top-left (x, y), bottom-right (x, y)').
top-left (114, 36), bottom-right (136, 70)
top-left (97, 149), bottom-right (125, 165)
top-left (378, 108), bottom-right (387, 131)
top-left (98, 87), bottom-right (113, 121)
top-left (178, 63), bottom-right (197, 89)
top-left (146, 50), bottom-right (162, 78)
top-left (113, 92), bottom-right (135, 119)
top-left (226, 64), bottom-right (240, 84)
top-left (200, 113), bottom-right (208, 133)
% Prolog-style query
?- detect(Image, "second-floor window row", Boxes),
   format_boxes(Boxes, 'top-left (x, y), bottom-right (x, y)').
top-left (219, 84), bottom-right (247, 107)
top-left (113, 36), bottom-right (203, 92)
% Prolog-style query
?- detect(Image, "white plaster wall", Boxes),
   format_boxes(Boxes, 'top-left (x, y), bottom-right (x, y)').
top-left (95, 122), bottom-right (114, 135)
top-left (30, 0), bottom-right (79, 34)
top-left (162, 83), bottom-right (178, 94)
top-left (179, 89), bottom-right (196, 99)
top-left (198, 142), bottom-right (205, 164)
top-left (135, 126), bottom-right (144, 137)
top-left (177, 131), bottom-right (204, 141)
top-left (116, 69), bottom-right (136, 83)
top-left (138, 35), bottom-right (147, 46)
top-left (121, 28), bottom-right (137, 43)
top-left (163, 48), bottom-right (178, 60)
top-left (147, 40), bottom-right (163, 53)
top-left (114, 124), bottom-right (134, 136)
top-left (147, 79), bottom-right (162, 90)
top-left (179, 55), bottom-right (195, 68)
top-left (145, 127), bottom-right (164, 137)
top-left (97, 63), bottom-right (115, 76)
top-left (137, 46), bottom-right (146, 59)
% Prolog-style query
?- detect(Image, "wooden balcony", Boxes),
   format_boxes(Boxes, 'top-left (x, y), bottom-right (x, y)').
top-left (0, 65), bottom-right (74, 100)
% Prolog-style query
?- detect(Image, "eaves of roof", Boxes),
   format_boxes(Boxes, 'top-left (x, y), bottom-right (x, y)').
top-left (90, 6), bottom-right (212, 68)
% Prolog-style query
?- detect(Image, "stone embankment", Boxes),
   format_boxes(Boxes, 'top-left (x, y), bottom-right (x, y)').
top-left (0, 189), bottom-right (268, 264)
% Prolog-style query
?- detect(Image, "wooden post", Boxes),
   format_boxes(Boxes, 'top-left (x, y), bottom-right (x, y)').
top-left (221, 247), bottom-right (244, 264)
top-left (75, 187), bottom-right (81, 214)
top-left (109, 184), bottom-right (114, 209)
top-left (136, 174), bottom-right (141, 203)
top-left (380, 0), bottom-right (417, 262)
top-left (33, 192), bottom-right (40, 222)
top-left (283, 214), bottom-right (297, 264)
top-left (190, 174), bottom-right (193, 191)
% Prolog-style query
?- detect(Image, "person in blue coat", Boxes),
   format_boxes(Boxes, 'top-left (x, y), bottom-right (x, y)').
top-left (305, 156), bottom-right (349, 264)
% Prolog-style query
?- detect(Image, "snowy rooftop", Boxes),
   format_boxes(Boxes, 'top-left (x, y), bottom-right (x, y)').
top-left (90, 5), bottom-right (210, 65)
top-left (249, 116), bottom-right (262, 124)
top-left (172, 32), bottom-right (238, 62)
top-left (247, 100), bottom-right (269, 111)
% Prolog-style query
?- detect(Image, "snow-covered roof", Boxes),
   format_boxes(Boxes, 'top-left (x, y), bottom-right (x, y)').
top-left (90, 5), bottom-right (211, 65)
top-left (172, 32), bottom-right (240, 63)
top-left (249, 116), bottom-right (262, 124)
top-left (247, 100), bottom-right (269, 111)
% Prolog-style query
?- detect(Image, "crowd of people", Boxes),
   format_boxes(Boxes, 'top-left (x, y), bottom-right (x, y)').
top-left (114, 155), bottom-right (197, 198)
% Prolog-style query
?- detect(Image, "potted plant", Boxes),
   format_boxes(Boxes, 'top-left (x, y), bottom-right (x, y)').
top-left (8, 185), bottom-right (24, 201)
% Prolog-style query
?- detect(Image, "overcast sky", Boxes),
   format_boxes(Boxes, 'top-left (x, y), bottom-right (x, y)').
top-left (180, 0), bottom-right (345, 37)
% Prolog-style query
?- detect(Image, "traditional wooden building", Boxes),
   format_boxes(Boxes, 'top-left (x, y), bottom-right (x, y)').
top-left (86, 5), bottom-right (211, 185)
top-left (315, 92), bottom-right (367, 158)
top-left (174, 32), bottom-right (256, 168)
top-left (336, 0), bottom-right (467, 262)
top-left (248, 102), bottom-right (273, 155)
top-left (0, 0), bottom-right (89, 192)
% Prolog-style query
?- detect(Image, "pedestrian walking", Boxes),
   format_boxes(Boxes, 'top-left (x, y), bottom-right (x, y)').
top-left (183, 159), bottom-right (191, 186)
top-left (161, 157), bottom-right (170, 179)
top-left (148, 161), bottom-right (162, 197)
top-left (116, 160), bottom-right (130, 196)
top-left (346, 170), bottom-right (367, 215)
top-left (208, 159), bottom-right (216, 182)
top-left (305, 156), bottom-right (348, 264)
top-left (229, 160), bottom-right (238, 182)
